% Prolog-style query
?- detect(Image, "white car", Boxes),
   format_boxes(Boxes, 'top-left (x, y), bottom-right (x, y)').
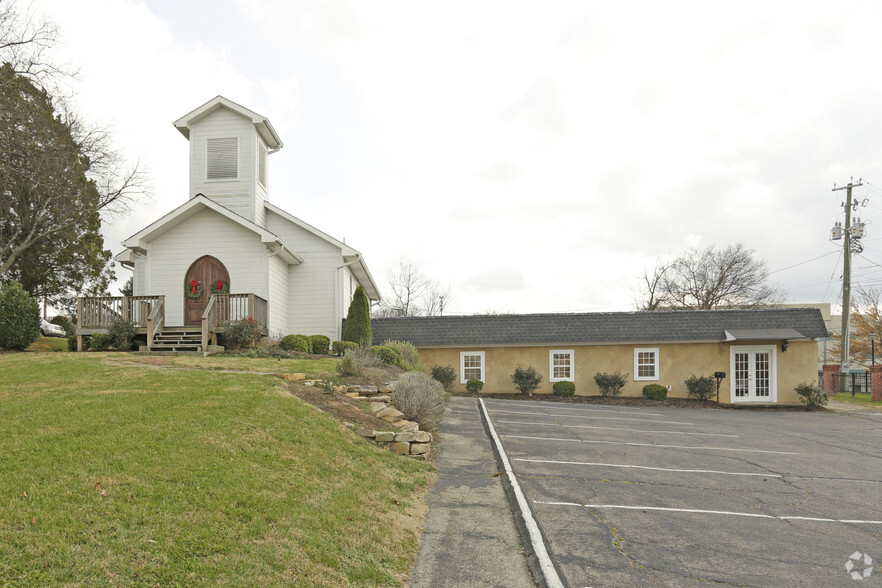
top-left (40, 319), bottom-right (66, 337)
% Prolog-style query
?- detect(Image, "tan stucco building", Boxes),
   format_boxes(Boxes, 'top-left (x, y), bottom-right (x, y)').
top-left (371, 308), bottom-right (828, 405)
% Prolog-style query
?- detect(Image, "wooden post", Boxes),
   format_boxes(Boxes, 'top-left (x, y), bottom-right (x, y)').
top-left (248, 294), bottom-right (256, 320)
top-left (122, 296), bottom-right (129, 321)
top-left (76, 298), bottom-right (83, 352)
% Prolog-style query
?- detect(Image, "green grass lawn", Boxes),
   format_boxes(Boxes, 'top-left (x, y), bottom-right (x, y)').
top-left (0, 353), bottom-right (433, 586)
top-left (113, 354), bottom-right (341, 377)
top-left (829, 392), bottom-right (882, 407)
top-left (26, 336), bottom-right (68, 352)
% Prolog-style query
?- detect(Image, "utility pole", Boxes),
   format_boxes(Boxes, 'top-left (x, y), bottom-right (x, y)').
top-left (832, 178), bottom-right (864, 374)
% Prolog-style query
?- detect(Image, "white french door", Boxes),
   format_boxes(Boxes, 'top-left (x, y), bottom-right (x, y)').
top-left (730, 346), bottom-right (777, 403)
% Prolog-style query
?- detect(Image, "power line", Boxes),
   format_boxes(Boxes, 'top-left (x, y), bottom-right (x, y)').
top-left (768, 251), bottom-right (839, 275)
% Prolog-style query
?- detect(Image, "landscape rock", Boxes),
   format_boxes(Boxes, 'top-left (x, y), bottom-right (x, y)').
top-left (370, 395), bottom-right (391, 403)
top-left (356, 428), bottom-right (375, 438)
top-left (379, 384), bottom-right (395, 394)
top-left (377, 407), bottom-right (405, 422)
top-left (406, 454), bottom-right (426, 461)
top-left (390, 442), bottom-right (410, 455)
top-left (392, 420), bottom-right (420, 432)
top-left (393, 432), bottom-right (416, 443)
top-left (413, 431), bottom-right (432, 443)
top-left (348, 385), bottom-right (379, 395)
top-left (369, 403), bottom-right (386, 414)
top-left (375, 432), bottom-right (395, 442)
top-left (409, 442), bottom-right (430, 455)
top-left (275, 373), bottom-right (306, 381)
top-left (345, 392), bottom-right (360, 399)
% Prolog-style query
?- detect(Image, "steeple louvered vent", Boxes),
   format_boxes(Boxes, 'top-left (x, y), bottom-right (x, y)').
top-left (206, 137), bottom-right (238, 180)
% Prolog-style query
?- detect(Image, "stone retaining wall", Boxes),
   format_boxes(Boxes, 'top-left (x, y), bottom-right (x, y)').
top-left (344, 383), bottom-right (433, 460)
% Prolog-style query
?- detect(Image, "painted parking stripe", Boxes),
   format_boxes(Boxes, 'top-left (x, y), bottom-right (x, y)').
top-left (489, 410), bottom-right (693, 425)
top-left (503, 434), bottom-right (799, 455)
top-left (497, 420), bottom-right (737, 438)
top-left (515, 458), bottom-right (780, 478)
top-left (534, 501), bottom-right (882, 524)
top-left (484, 402), bottom-right (662, 416)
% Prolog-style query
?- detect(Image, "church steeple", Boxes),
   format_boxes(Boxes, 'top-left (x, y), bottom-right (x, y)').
top-left (173, 96), bottom-right (282, 226)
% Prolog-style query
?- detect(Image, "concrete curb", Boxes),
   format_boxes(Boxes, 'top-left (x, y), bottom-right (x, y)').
top-left (478, 399), bottom-right (567, 588)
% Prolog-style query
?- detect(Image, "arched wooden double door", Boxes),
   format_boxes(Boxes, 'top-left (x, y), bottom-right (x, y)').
top-left (184, 255), bottom-right (230, 326)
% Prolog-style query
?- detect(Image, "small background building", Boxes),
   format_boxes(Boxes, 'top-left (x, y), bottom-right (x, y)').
top-left (372, 308), bottom-right (828, 404)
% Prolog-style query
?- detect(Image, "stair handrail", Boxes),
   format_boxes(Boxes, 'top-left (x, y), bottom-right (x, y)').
top-left (146, 296), bottom-right (165, 349)
top-left (202, 294), bottom-right (217, 352)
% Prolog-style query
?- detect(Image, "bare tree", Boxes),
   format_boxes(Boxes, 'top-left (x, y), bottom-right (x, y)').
top-left (376, 259), bottom-right (453, 317)
top-left (637, 244), bottom-right (782, 310)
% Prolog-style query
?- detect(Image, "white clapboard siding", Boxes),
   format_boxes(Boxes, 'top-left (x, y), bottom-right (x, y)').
top-left (267, 254), bottom-right (288, 337)
top-left (134, 257), bottom-right (146, 296)
top-left (188, 108), bottom-right (257, 222)
top-left (254, 138), bottom-right (268, 228)
top-left (146, 208), bottom-right (267, 326)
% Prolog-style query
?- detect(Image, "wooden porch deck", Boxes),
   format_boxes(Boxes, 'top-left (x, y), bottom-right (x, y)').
top-left (76, 293), bottom-right (268, 353)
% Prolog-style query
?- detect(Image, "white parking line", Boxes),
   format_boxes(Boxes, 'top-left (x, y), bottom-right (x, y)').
top-left (534, 501), bottom-right (882, 524)
top-left (489, 410), bottom-right (693, 425)
top-left (515, 458), bottom-right (780, 477)
top-left (484, 403), bottom-right (663, 416)
top-left (503, 435), bottom-right (800, 455)
top-left (497, 420), bottom-right (737, 438)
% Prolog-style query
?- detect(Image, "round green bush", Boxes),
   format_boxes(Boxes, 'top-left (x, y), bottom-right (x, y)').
top-left (0, 280), bottom-right (40, 350)
top-left (431, 365), bottom-right (456, 390)
top-left (371, 345), bottom-right (402, 366)
top-left (552, 381), bottom-right (576, 397)
top-left (309, 334), bottom-right (331, 355)
top-left (642, 383), bottom-right (668, 401)
top-left (332, 340), bottom-right (359, 356)
top-left (465, 378), bottom-right (484, 394)
top-left (280, 334), bottom-right (311, 353)
top-left (89, 333), bottom-right (112, 351)
top-left (684, 375), bottom-right (716, 401)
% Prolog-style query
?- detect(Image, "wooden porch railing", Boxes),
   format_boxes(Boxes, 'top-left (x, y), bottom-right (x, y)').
top-left (213, 293), bottom-right (268, 329)
top-left (78, 296), bottom-right (165, 329)
top-left (146, 297), bottom-right (165, 349)
top-left (201, 295), bottom-right (217, 351)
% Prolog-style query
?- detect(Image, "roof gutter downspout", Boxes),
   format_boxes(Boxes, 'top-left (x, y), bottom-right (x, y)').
top-left (336, 254), bottom-right (362, 341)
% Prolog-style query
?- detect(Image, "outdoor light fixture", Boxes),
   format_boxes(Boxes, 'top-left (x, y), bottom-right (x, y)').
top-left (782, 340), bottom-right (789, 352)
top-left (713, 371), bottom-right (726, 403)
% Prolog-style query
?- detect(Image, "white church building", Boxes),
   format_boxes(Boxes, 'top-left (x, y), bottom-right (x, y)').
top-left (77, 96), bottom-right (380, 352)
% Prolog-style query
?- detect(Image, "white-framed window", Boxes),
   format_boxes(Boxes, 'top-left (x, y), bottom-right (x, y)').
top-left (549, 349), bottom-right (574, 382)
top-left (634, 348), bottom-right (659, 381)
top-left (460, 351), bottom-right (485, 384)
top-left (206, 137), bottom-right (238, 180)
top-left (258, 142), bottom-right (267, 188)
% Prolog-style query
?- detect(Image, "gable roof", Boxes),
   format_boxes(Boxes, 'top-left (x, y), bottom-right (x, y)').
top-left (265, 202), bottom-right (381, 301)
top-left (121, 195), bottom-right (303, 265)
top-left (370, 308), bottom-right (829, 347)
top-left (173, 96), bottom-right (283, 150)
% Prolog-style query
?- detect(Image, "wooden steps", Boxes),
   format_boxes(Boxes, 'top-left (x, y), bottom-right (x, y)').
top-left (149, 326), bottom-right (202, 352)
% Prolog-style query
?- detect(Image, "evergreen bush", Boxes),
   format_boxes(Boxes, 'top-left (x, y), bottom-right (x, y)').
top-left (332, 340), bottom-right (359, 357)
top-left (642, 383), bottom-right (668, 400)
top-left (431, 365), bottom-right (456, 390)
top-left (337, 347), bottom-right (382, 377)
top-left (465, 378), bottom-right (484, 394)
top-left (684, 375), bottom-right (716, 400)
top-left (309, 334), bottom-right (331, 355)
top-left (794, 382), bottom-right (828, 409)
top-left (594, 371), bottom-right (628, 397)
top-left (512, 365), bottom-right (543, 396)
top-left (108, 319), bottom-right (136, 350)
top-left (552, 381), bottom-right (576, 397)
top-left (384, 339), bottom-right (424, 371)
top-left (224, 317), bottom-right (263, 350)
top-left (89, 333), bottom-right (112, 351)
top-left (342, 285), bottom-right (372, 347)
top-left (0, 280), bottom-right (40, 350)
top-left (280, 334), bottom-right (311, 353)
top-left (371, 345), bottom-right (402, 366)
top-left (50, 315), bottom-right (74, 337)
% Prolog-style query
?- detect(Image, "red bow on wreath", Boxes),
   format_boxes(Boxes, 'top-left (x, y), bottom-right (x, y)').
top-left (216, 280), bottom-right (223, 291)
top-left (190, 280), bottom-right (198, 294)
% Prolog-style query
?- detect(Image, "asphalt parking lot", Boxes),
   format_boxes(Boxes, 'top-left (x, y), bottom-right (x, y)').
top-left (482, 398), bottom-right (882, 587)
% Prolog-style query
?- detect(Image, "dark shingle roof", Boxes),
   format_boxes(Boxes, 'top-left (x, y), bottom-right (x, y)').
top-left (369, 308), bottom-right (829, 347)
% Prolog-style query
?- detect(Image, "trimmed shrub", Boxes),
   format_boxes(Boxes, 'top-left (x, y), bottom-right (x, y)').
top-left (684, 375), bottom-right (716, 401)
top-left (89, 333), bottom-right (112, 351)
top-left (512, 365), bottom-right (543, 396)
top-left (224, 317), bottom-right (263, 350)
top-left (50, 315), bottom-right (74, 337)
top-left (0, 280), bottom-right (40, 350)
top-left (371, 345), bottom-right (402, 366)
top-left (67, 334), bottom-right (87, 351)
top-left (309, 334), bottom-right (331, 355)
top-left (552, 381), bottom-right (576, 397)
top-left (280, 334), bottom-right (311, 353)
top-left (431, 365), bottom-right (456, 390)
top-left (342, 285), bottom-right (372, 347)
top-left (337, 346), bottom-right (382, 377)
top-left (795, 382), bottom-right (828, 409)
top-left (332, 340), bottom-right (359, 357)
top-left (393, 371), bottom-right (446, 431)
top-left (108, 319), bottom-right (136, 350)
top-left (642, 383), bottom-right (668, 401)
top-left (594, 371), bottom-right (628, 397)
top-left (465, 378), bottom-right (484, 394)
top-left (384, 339), bottom-right (425, 372)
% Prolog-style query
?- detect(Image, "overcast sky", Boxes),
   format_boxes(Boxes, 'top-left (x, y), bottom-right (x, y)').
top-left (30, 0), bottom-right (882, 314)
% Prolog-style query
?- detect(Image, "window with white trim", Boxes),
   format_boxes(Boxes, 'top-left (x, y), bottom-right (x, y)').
top-left (207, 137), bottom-right (238, 180)
top-left (460, 351), bottom-right (485, 384)
top-left (258, 143), bottom-right (267, 188)
top-left (634, 348), bottom-right (659, 380)
top-left (549, 349), bottom-right (574, 382)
